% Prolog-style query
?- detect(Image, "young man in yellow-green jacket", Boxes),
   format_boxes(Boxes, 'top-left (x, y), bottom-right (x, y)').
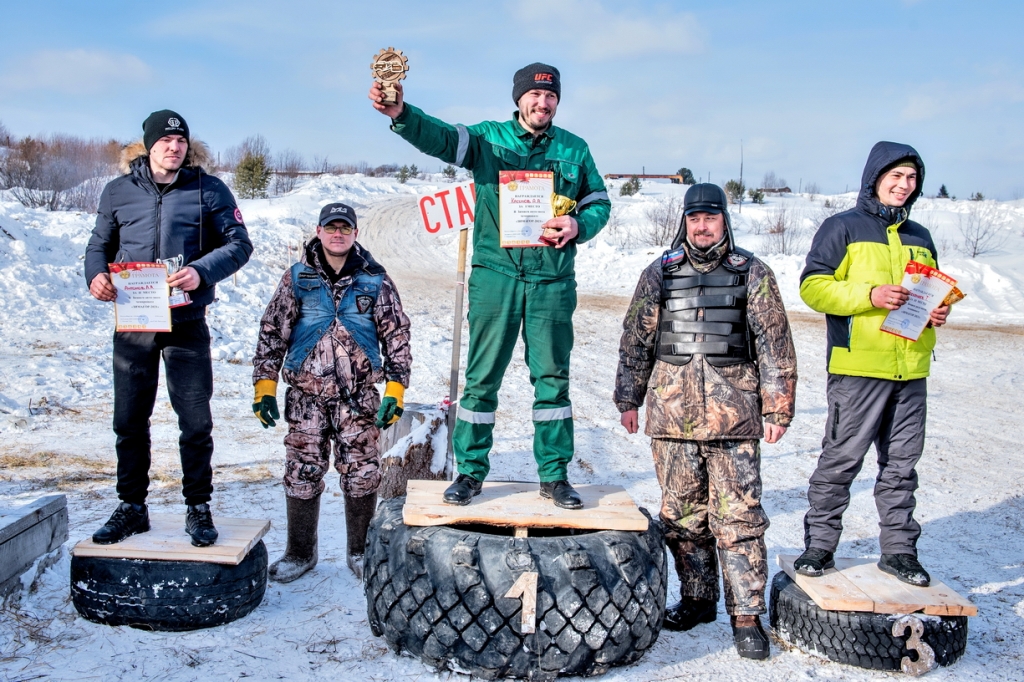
top-left (369, 63), bottom-right (610, 509)
top-left (794, 142), bottom-right (950, 587)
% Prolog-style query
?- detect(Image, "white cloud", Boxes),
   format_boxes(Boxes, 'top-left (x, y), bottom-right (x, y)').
top-left (902, 79), bottom-right (1024, 122)
top-left (508, 0), bottom-right (704, 60)
top-left (0, 49), bottom-right (153, 95)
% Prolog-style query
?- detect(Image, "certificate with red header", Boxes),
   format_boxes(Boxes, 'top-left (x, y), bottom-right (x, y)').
top-left (880, 261), bottom-right (956, 342)
top-left (109, 262), bottom-right (172, 332)
top-left (499, 170), bottom-right (554, 247)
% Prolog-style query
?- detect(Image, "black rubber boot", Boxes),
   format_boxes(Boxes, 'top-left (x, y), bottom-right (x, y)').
top-left (92, 502), bottom-right (150, 545)
top-left (443, 474), bottom-right (483, 505)
top-left (731, 615), bottom-right (770, 660)
top-left (539, 480), bottom-right (583, 510)
top-left (185, 503), bottom-right (219, 547)
top-left (269, 495), bottom-right (320, 583)
top-left (878, 553), bottom-right (931, 587)
top-left (663, 597), bottom-right (717, 631)
top-left (794, 547), bottom-right (835, 576)
top-left (346, 492), bottom-right (378, 580)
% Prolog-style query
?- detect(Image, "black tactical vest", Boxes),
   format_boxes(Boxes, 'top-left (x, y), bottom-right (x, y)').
top-left (657, 247), bottom-right (755, 367)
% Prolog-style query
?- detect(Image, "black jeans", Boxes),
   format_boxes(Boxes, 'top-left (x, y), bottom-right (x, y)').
top-left (112, 319), bottom-right (214, 505)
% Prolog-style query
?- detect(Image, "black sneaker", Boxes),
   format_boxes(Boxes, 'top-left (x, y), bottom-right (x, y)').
top-left (443, 474), bottom-right (483, 506)
top-left (185, 503), bottom-right (219, 547)
top-left (663, 597), bottom-right (717, 631)
top-left (794, 548), bottom-right (835, 577)
top-left (878, 554), bottom-right (931, 587)
top-left (92, 502), bottom-right (150, 545)
top-left (539, 480), bottom-right (583, 510)
top-left (731, 616), bottom-right (770, 660)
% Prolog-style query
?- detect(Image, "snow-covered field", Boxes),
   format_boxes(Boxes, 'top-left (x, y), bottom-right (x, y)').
top-left (1, 175), bottom-right (1022, 681)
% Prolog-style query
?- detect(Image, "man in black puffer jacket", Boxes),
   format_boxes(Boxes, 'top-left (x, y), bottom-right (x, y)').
top-left (85, 110), bottom-right (252, 547)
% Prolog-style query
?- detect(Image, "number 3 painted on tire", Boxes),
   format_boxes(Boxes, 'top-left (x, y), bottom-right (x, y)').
top-left (504, 571), bottom-right (539, 634)
top-left (892, 615), bottom-right (936, 676)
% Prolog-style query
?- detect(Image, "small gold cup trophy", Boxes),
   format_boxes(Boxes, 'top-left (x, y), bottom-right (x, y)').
top-left (539, 194), bottom-right (578, 246)
top-left (371, 47), bottom-right (410, 106)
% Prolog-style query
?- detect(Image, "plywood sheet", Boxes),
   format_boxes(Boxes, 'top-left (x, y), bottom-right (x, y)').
top-left (778, 555), bottom-right (977, 617)
top-left (403, 481), bottom-right (648, 531)
top-left (72, 514), bottom-right (270, 565)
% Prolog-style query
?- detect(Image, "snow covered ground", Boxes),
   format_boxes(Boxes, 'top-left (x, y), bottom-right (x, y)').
top-left (1, 175), bottom-right (1022, 681)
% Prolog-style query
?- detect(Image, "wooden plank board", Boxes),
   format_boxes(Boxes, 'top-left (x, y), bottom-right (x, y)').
top-left (0, 495), bottom-right (67, 545)
top-left (403, 481), bottom-right (648, 531)
top-left (72, 514), bottom-right (270, 565)
top-left (0, 495), bottom-right (69, 597)
top-left (778, 555), bottom-right (977, 617)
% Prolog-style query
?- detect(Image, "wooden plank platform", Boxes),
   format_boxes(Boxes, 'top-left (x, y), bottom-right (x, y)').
top-left (403, 481), bottom-right (648, 531)
top-left (1, 495), bottom-right (69, 598)
top-left (778, 555), bottom-right (977, 617)
top-left (72, 514), bottom-right (270, 565)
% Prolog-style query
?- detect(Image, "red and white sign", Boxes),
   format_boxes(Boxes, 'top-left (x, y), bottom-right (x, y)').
top-left (420, 181), bottom-right (476, 234)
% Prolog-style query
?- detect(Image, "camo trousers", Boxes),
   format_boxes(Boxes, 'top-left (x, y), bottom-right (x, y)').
top-left (652, 438), bottom-right (770, 615)
top-left (282, 387), bottom-right (381, 500)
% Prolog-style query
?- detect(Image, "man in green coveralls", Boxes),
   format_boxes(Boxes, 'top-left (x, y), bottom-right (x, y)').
top-left (369, 63), bottom-right (610, 508)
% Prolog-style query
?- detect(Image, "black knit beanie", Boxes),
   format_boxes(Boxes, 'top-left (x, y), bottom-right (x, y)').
top-left (512, 63), bottom-right (561, 104)
top-left (143, 110), bottom-right (190, 152)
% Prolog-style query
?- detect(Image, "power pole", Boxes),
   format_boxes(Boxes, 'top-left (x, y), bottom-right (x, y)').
top-left (738, 139), bottom-right (744, 214)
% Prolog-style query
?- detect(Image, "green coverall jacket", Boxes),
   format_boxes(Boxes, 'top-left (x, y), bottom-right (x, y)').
top-left (391, 104), bottom-right (611, 281)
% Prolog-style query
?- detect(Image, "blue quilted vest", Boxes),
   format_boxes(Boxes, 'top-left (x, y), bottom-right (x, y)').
top-left (283, 262), bottom-right (384, 373)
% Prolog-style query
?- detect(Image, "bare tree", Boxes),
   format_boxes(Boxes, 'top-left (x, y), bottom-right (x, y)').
top-left (273, 149), bottom-right (305, 195)
top-left (757, 208), bottom-right (807, 255)
top-left (805, 181), bottom-right (820, 200)
top-left (642, 196), bottom-right (683, 246)
top-left (0, 134), bottom-right (119, 211)
top-left (958, 203), bottom-right (1007, 257)
top-left (812, 196), bottom-right (853, 227)
top-left (761, 170), bottom-right (787, 190)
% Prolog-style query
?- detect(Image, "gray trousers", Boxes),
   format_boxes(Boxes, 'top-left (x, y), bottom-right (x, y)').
top-left (803, 374), bottom-right (927, 556)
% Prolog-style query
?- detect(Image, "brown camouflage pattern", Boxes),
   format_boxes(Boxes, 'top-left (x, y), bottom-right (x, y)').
top-left (282, 386), bottom-right (382, 499)
top-left (653, 438), bottom-right (769, 615)
top-left (614, 255), bottom-right (797, 440)
top-left (252, 241), bottom-right (412, 399)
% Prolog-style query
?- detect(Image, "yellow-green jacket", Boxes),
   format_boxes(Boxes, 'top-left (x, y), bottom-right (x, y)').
top-left (800, 142), bottom-right (938, 380)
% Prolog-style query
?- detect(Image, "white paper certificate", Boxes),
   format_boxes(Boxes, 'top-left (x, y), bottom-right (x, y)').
top-left (109, 262), bottom-right (172, 332)
top-left (879, 261), bottom-right (956, 342)
top-left (499, 170), bottom-right (554, 248)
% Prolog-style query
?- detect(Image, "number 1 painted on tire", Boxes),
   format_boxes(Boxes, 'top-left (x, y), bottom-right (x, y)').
top-left (505, 572), bottom-right (539, 634)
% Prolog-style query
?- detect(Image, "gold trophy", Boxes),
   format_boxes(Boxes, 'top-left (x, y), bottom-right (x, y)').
top-left (539, 194), bottom-right (578, 246)
top-left (371, 47), bottom-right (410, 106)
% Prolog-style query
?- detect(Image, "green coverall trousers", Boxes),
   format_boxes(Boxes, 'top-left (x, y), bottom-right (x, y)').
top-left (453, 266), bottom-right (576, 482)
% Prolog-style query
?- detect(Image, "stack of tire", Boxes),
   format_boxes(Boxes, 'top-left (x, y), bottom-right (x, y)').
top-left (770, 572), bottom-right (968, 671)
top-left (365, 497), bottom-right (667, 679)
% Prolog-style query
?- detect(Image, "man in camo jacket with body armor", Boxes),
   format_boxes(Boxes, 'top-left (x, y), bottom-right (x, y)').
top-left (614, 183), bottom-right (797, 660)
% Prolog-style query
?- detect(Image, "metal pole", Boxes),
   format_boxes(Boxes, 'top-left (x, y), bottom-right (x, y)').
top-left (446, 226), bottom-right (469, 479)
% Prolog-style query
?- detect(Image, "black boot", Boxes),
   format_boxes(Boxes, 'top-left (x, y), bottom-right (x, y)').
top-left (878, 554), bottom-right (931, 587)
top-left (663, 597), bottom-right (717, 631)
top-left (731, 615), bottom-right (770, 660)
top-left (539, 480), bottom-right (583, 510)
top-left (92, 502), bottom-right (150, 545)
top-left (794, 547), bottom-right (835, 577)
top-left (443, 474), bottom-right (483, 505)
top-left (345, 493), bottom-right (378, 580)
top-left (185, 503), bottom-right (218, 547)
top-left (269, 495), bottom-right (320, 583)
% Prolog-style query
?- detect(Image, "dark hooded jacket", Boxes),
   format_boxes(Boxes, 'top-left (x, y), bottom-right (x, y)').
top-left (800, 141), bottom-right (938, 380)
top-left (85, 141), bottom-right (253, 322)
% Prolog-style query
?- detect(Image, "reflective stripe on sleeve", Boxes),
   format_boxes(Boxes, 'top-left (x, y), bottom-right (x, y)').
top-left (576, 191), bottom-right (609, 209)
top-left (455, 125), bottom-right (469, 167)
top-left (533, 406), bottom-right (573, 421)
top-left (457, 405), bottom-right (495, 424)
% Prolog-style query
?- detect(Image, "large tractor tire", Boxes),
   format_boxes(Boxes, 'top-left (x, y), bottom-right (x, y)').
top-left (71, 540), bottom-right (268, 631)
top-left (769, 571), bottom-right (967, 671)
top-left (365, 497), bottom-right (667, 680)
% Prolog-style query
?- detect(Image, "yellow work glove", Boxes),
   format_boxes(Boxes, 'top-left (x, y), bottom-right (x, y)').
top-left (253, 379), bottom-right (280, 428)
top-left (375, 381), bottom-right (405, 429)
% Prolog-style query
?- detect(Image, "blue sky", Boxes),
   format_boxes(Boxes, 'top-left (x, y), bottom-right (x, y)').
top-left (1, 0), bottom-right (1021, 198)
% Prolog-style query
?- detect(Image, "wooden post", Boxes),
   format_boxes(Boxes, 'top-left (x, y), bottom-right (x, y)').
top-left (446, 227), bottom-right (469, 472)
top-left (378, 404), bottom-right (449, 499)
